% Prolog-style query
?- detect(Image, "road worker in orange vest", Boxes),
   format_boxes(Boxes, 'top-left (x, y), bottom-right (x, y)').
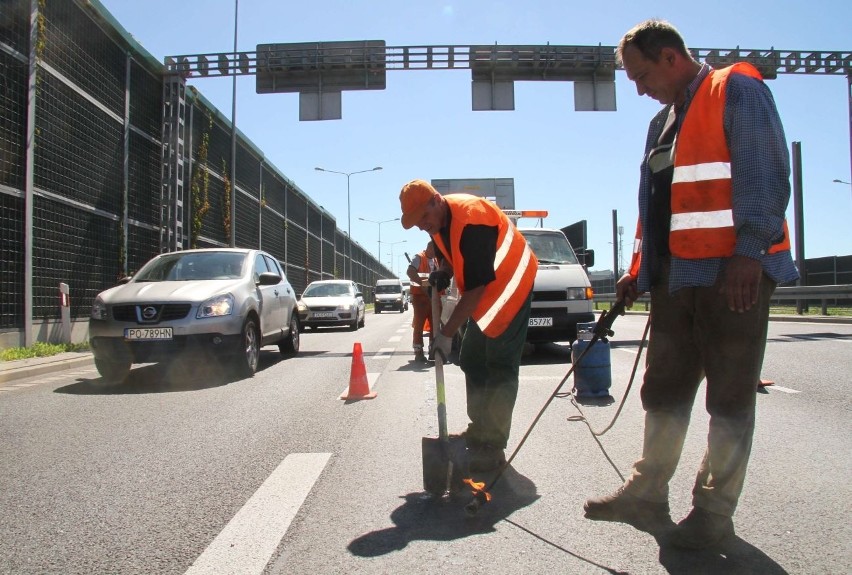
top-left (406, 241), bottom-right (439, 363)
top-left (583, 19), bottom-right (799, 550)
top-left (400, 179), bottom-right (538, 473)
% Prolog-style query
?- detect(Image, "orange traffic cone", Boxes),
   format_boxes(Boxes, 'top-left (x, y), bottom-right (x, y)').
top-left (340, 342), bottom-right (376, 400)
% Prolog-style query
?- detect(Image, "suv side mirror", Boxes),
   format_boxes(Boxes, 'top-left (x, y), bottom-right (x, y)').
top-left (257, 272), bottom-right (281, 286)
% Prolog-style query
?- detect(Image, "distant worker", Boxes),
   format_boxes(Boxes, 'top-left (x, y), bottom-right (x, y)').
top-left (399, 179), bottom-right (538, 472)
top-left (583, 20), bottom-right (799, 549)
top-left (406, 240), bottom-right (439, 363)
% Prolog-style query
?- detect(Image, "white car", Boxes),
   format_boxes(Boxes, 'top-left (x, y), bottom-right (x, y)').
top-left (88, 248), bottom-right (300, 381)
top-left (297, 280), bottom-right (366, 331)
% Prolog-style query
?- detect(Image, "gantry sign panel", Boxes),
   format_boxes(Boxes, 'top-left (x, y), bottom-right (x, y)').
top-left (256, 41), bottom-right (387, 121)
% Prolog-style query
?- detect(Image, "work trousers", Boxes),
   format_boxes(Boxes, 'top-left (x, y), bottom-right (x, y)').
top-left (410, 292), bottom-right (431, 349)
top-left (458, 294), bottom-right (532, 449)
top-left (624, 261), bottom-right (775, 517)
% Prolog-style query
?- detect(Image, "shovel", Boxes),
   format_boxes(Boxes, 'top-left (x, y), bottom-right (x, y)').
top-left (421, 285), bottom-right (468, 498)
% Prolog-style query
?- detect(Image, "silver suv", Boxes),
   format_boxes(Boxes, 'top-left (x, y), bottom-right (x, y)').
top-left (89, 248), bottom-right (299, 381)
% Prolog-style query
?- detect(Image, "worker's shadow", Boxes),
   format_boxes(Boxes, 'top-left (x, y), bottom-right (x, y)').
top-left (348, 465), bottom-right (539, 556)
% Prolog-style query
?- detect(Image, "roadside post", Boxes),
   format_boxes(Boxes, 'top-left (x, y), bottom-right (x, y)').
top-left (59, 282), bottom-right (71, 344)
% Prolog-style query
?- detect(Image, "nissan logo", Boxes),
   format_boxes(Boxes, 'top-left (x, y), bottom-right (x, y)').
top-left (141, 306), bottom-right (158, 320)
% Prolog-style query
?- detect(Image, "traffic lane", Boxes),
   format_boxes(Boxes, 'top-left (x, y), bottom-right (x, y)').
top-left (271, 317), bottom-right (664, 574)
top-left (1, 312), bottom-right (846, 574)
top-left (272, 313), bottom-right (848, 574)
top-left (0, 312), bottom-right (413, 575)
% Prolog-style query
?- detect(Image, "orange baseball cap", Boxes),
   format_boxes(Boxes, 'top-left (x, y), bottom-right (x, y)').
top-left (399, 179), bottom-right (439, 229)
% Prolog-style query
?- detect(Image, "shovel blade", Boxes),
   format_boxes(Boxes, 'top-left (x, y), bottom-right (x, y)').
top-left (422, 436), bottom-right (469, 496)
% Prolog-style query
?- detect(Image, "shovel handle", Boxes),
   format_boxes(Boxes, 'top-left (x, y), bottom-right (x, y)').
top-left (432, 287), bottom-right (448, 441)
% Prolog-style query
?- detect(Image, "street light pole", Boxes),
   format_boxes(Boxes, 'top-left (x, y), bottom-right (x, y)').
top-left (358, 216), bottom-right (399, 262)
top-left (315, 166), bottom-right (382, 279)
top-left (387, 240), bottom-right (407, 275)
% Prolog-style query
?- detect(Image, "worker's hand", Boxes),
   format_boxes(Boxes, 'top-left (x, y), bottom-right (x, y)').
top-left (615, 273), bottom-right (641, 308)
top-left (720, 255), bottom-right (763, 313)
top-left (429, 270), bottom-right (451, 292)
top-left (431, 331), bottom-right (453, 362)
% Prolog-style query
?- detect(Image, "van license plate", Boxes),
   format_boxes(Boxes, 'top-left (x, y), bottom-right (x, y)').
top-left (125, 327), bottom-right (173, 340)
top-left (529, 317), bottom-right (553, 327)
top-left (313, 312), bottom-right (335, 318)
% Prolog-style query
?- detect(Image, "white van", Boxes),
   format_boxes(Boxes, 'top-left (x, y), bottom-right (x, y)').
top-left (373, 278), bottom-right (407, 313)
top-left (518, 227), bottom-right (595, 344)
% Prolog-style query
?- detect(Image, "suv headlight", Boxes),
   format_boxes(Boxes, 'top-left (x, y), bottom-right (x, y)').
top-left (91, 296), bottom-right (107, 320)
top-left (197, 294), bottom-right (234, 318)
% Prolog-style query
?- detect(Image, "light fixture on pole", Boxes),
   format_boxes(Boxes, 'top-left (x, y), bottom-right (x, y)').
top-left (833, 178), bottom-right (852, 205)
top-left (387, 240), bottom-right (407, 275)
top-left (315, 166), bottom-right (383, 279)
top-left (358, 216), bottom-right (399, 263)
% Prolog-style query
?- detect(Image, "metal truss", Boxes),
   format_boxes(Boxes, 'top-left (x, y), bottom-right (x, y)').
top-left (163, 44), bottom-right (851, 79)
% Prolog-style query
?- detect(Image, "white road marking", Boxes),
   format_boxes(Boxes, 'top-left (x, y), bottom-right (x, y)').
top-left (184, 452), bottom-right (331, 575)
top-left (373, 347), bottom-right (395, 358)
top-left (615, 348), bottom-right (638, 355)
top-left (11, 383), bottom-right (37, 387)
top-left (388, 336), bottom-right (402, 343)
top-left (766, 385), bottom-right (801, 394)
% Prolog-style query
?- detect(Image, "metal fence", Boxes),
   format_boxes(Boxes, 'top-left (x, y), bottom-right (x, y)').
top-left (0, 0), bottom-right (394, 347)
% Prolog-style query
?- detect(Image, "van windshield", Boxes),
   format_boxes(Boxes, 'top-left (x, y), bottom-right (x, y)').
top-left (521, 231), bottom-right (579, 265)
top-left (376, 285), bottom-right (401, 294)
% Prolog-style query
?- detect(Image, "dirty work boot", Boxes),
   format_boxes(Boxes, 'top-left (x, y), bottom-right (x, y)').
top-left (671, 507), bottom-right (734, 549)
top-left (469, 444), bottom-right (506, 473)
top-left (583, 486), bottom-right (670, 527)
top-left (414, 350), bottom-right (427, 363)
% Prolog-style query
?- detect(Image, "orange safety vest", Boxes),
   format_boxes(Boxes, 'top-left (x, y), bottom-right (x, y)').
top-left (409, 250), bottom-right (432, 296)
top-left (432, 194), bottom-right (537, 338)
top-left (628, 63), bottom-right (791, 278)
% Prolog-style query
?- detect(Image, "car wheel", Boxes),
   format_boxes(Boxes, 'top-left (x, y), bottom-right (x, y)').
top-left (95, 358), bottom-right (131, 382)
top-left (374, 307), bottom-right (380, 314)
top-left (279, 314), bottom-right (300, 356)
top-left (233, 317), bottom-right (260, 377)
top-left (359, 311), bottom-right (365, 328)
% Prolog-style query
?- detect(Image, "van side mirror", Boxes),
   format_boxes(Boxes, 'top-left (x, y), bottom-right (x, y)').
top-left (577, 249), bottom-right (595, 268)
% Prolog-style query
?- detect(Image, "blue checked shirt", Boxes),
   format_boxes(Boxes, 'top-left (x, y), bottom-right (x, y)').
top-left (635, 64), bottom-right (800, 293)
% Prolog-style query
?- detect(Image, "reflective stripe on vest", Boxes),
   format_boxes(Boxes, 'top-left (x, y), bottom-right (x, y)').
top-left (671, 161), bottom-right (731, 184)
top-left (478, 242), bottom-right (534, 332)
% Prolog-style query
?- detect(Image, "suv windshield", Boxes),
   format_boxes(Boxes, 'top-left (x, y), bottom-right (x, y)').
top-left (521, 232), bottom-right (579, 265)
top-left (135, 252), bottom-right (245, 282)
top-left (376, 285), bottom-right (401, 294)
top-left (304, 283), bottom-right (352, 297)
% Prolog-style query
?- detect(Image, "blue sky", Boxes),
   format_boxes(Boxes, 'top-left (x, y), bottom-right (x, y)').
top-left (98, 0), bottom-right (852, 276)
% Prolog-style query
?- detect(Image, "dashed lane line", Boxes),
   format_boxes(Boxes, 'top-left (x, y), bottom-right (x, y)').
top-left (184, 452), bottom-right (331, 575)
top-left (388, 335), bottom-right (402, 343)
top-left (766, 385), bottom-right (802, 394)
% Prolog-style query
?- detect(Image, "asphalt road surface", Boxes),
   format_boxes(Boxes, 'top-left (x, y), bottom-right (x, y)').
top-left (1, 311), bottom-right (849, 574)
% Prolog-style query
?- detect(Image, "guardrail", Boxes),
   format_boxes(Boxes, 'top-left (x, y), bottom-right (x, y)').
top-left (593, 284), bottom-right (852, 315)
